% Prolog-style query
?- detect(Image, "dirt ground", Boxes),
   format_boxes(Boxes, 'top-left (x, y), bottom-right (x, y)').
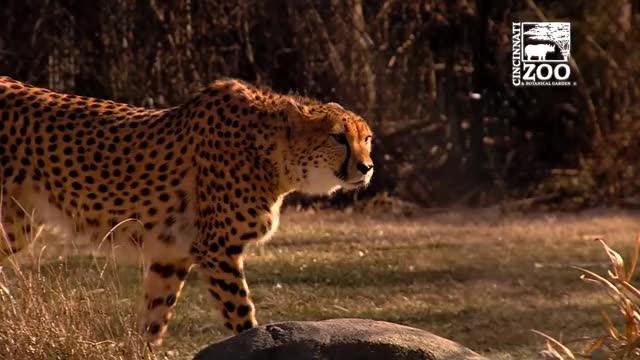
top-left (2, 207), bottom-right (639, 359)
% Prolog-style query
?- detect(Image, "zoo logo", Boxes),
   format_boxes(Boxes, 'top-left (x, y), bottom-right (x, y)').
top-left (512, 22), bottom-right (576, 87)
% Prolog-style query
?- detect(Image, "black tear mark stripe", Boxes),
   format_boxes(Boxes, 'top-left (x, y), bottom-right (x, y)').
top-left (338, 138), bottom-right (351, 180)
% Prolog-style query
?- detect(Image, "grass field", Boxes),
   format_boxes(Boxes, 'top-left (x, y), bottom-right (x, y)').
top-left (1, 207), bottom-right (639, 359)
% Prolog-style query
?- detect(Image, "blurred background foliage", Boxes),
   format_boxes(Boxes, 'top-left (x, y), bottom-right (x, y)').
top-left (1, 0), bottom-right (639, 209)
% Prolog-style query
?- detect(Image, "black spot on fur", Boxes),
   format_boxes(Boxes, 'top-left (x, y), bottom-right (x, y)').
top-left (218, 261), bottom-right (241, 277)
top-left (148, 323), bottom-right (160, 335)
top-left (209, 289), bottom-right (221, 301)
top-left (243, 320), bottom-right (254, 331)
top-left (240, 232), bottom-right (258, 241)
top-left (237, 304), bottom-right (250, 317)
top-left (225, 245), bottom-right (243, 256)
top-left (164, 215), bottom-right (176, 227)
top-left (176, 268), bottom-right (188, 280)
top-left (228, 282), bottom-right (239, 295)
top-left (149, 263), bottom-right (175, 278)
top-left (149, 297), bottom-right (164, 310)
top-left (224, 301), bottom-right (236, 312)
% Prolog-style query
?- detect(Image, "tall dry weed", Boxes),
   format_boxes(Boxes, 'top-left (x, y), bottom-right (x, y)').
top-left (536, 235), bottom-right (640, 359)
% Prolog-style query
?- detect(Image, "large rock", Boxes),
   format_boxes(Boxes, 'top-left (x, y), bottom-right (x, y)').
top-left (193, 318), bottom-right (485, 360)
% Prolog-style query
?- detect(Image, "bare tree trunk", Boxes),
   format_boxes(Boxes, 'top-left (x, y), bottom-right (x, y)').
top-left (350, 0), bottom-right (377, 120)
top-left (469, 0), bottom-right (490, 184)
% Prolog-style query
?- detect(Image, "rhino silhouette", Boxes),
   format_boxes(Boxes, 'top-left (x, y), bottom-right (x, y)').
top-left (525, 44), bottom-right (555, 61)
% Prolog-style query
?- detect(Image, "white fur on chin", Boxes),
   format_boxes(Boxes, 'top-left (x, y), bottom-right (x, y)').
top-left (299, 167), bottom-right (343, 195)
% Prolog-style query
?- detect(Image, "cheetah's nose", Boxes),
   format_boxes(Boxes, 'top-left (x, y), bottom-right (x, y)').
top-left (356, 162), bottom-right (374, 175)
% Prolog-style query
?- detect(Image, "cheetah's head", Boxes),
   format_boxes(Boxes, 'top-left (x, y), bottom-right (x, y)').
top-left (284, 100), bottom-right (374, 195)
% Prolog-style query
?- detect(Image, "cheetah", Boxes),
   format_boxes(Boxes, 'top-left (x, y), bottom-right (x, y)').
top-left (0, 76), bottom-right (374, 344)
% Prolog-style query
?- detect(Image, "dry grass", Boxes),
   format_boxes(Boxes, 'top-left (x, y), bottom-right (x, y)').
top-left (0, 255), bottom-right (147, 359)
top-left (1, 208), bottom-right (640, 359)
top-left (536, 236), bottom-right (640, 359)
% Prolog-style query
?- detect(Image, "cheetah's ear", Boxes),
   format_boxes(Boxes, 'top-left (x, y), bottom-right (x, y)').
top-left (283, 98), bottom-right (306, 141)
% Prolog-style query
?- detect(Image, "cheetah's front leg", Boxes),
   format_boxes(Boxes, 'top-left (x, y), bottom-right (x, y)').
top-left (140, 258), bottom-right (193, 345)
top-left (196, 249), bottom-right (257, 334)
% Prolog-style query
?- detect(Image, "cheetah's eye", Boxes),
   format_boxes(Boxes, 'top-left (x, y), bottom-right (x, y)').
top-left (330, 133), bottom-right (348, 145)
top-left (364, 135), bottom-right (372, 144)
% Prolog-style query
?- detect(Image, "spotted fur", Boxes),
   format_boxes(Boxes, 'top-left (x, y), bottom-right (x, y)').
top-left (0, 77), bottom-right (374, 344)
